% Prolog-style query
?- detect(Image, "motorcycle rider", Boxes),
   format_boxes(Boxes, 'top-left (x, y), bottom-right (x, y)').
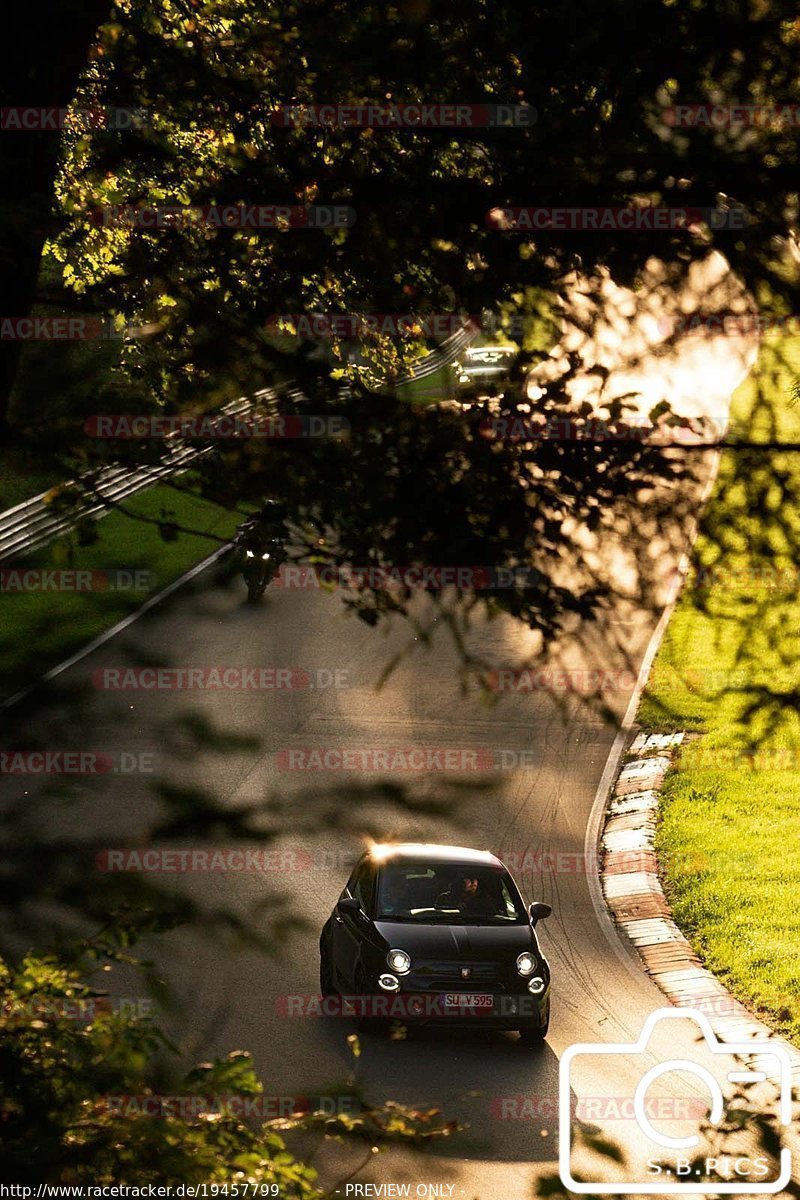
top-left (239, 499), bottom-right (288, 550)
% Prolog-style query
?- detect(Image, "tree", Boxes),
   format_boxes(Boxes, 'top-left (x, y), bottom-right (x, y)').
top-left (0, 1), bottom-right (115, 431)
top-left (5, 0), bottom-right (797, 662)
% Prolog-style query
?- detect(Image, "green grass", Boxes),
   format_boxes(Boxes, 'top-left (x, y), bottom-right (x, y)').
top-left (0, 482), bottom-right (244, 701)
top-left (638, 329), bottom-right (800, 1043)
top-left (0, 456), bottom-right (64, 511)
top-left (396, 360), bottom-right (460, 406)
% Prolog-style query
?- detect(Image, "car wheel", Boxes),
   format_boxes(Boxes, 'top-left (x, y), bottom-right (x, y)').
top-left (355, 968), bottom-right (385, 1034)
top-left (519, 1002), bottom-right (549, 1045)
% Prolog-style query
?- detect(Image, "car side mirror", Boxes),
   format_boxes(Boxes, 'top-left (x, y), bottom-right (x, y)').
top-left (529, 901), bottom-right (552, 926)
top-left (337, 896), bottom-right (361, 917)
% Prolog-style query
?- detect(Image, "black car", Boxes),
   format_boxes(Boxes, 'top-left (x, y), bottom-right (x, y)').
top-left (319, 843), bottom-right (552, 1045)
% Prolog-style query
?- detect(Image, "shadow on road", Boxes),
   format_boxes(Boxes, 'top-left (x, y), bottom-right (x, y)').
top-left (315, 1018), bottom-right (561, 1163)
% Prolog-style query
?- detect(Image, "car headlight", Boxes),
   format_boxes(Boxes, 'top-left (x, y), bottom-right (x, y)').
top-left (379, 973), bottom-right (400, 992)
top-left (245, 549), bottom-right (255, 558)
top-left (528, 975), bottom-right (546, 995)
top-left (516, 951), bottom-right (536, 977)
top-left (261, 552), bottom-right (271, 560)
top-left (387, 949), bottom-right (411, 975)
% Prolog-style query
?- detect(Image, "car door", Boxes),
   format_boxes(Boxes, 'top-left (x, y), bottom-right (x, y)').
top-left (330, 859), bottom-right (375, 989)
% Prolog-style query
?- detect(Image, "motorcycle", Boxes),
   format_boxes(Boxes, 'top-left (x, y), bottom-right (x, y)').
top-left (235, 524), bottom-right (286, 601)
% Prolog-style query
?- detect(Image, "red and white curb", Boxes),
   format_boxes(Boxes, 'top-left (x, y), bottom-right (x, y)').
top-left (601, 730), bottom-right (800, 1079)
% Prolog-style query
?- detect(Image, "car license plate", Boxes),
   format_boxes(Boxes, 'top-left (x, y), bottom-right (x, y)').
top-left (443, 993), bottom-right (493, 1008)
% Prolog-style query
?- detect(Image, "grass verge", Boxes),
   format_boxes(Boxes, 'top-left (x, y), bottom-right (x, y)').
top-left (396, 361), bottom-right (460, 406)
top-left (0, 481), bottom-right (244, 702)
top-left (637, 329), bottom-right (800, 1043)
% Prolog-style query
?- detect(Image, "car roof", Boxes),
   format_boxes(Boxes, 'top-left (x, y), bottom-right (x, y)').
top-left (367, 842), bottom-right (505, 868)
top-left (464, 344), bottom-right (516, 358)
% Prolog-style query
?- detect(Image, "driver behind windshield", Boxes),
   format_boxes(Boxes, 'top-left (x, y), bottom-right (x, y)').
top-left (436, 873), bottom-right (491, 916)
top-left (376, 863), bottom-right (522, 922)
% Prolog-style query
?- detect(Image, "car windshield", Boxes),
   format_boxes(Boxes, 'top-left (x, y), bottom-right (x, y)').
top-left (375, 860), bottom-right (526, 924)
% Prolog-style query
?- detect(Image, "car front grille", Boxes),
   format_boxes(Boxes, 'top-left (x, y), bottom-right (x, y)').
top-left (411, 961), bottom-right (511, 990)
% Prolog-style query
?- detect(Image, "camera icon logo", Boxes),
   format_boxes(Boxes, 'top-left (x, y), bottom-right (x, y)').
top-left (559, 1007), bottom-right (792, 1194)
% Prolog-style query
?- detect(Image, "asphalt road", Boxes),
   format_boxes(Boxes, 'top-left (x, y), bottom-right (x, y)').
top-left (3, 258), bottom-right (777, 1198)
top-left (6, 556), bottom-right (786, 1197)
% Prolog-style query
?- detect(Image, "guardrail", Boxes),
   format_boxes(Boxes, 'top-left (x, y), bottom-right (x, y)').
top-left (394, 320), bottom-right (478, 384)
top-left (0, 393), bottom-right (258, 564)
top-left (0, 322), bottom-right (479, 564)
